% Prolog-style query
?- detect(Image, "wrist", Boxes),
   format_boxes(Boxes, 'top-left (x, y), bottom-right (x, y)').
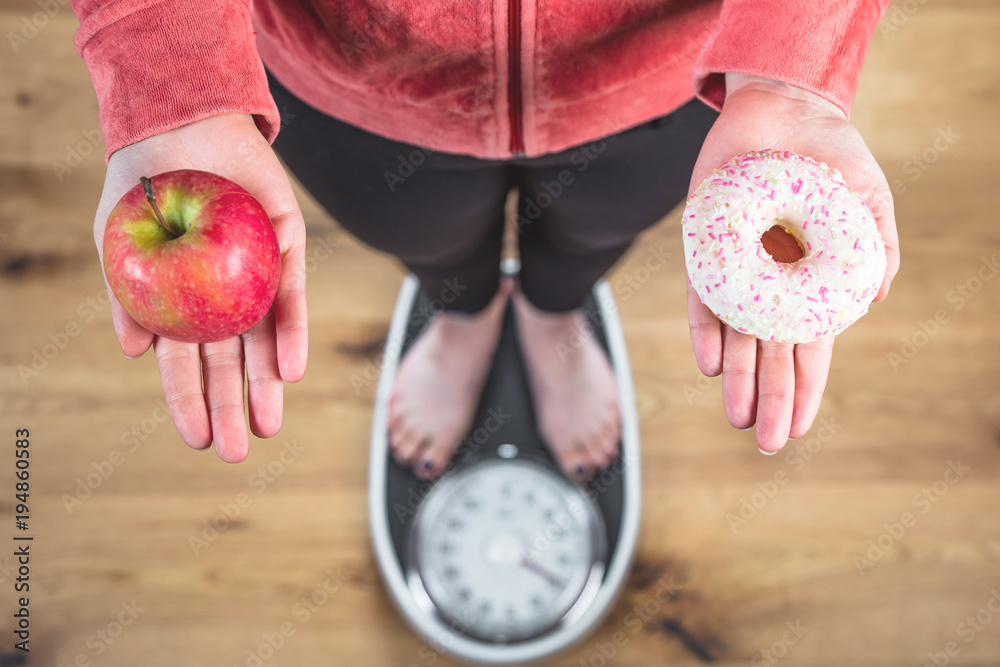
top-left (723, 73), bottom-right (846, 120)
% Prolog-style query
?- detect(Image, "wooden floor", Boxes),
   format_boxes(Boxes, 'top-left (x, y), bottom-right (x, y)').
top-left (2, 2), bottom-right (999, 665)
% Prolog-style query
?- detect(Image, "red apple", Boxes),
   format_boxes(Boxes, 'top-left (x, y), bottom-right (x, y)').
top-left (103, 169), bottom-right (281, 344)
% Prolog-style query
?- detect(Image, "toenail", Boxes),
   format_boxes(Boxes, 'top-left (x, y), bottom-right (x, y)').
top-left (758, 447), bottom-right (778, 456)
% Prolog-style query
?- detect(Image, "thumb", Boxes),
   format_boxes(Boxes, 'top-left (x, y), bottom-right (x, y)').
top-left (865, 183), bottom-right (900, 302)
top-left (104, 275), bottom-right (154, 359)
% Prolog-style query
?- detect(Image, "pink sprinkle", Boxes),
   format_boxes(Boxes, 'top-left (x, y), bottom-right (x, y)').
top-left (697, 261), bottom-right (702, 269)
top-left (754, 294), bottom-right (761, 302)
top-left (715, 216), bottom-right (725, 222)
top-left (738, 304), bottom-right (744, 311)
top-left (762, 275), bottom-right (775, 281)
top-left (687, 232), bottom-right (696, 237)
top-left (791, 179), bottom-right (803, 194)
top-left (803, 220), bottom-right (809, 228)
top-left (806, 296), bottom-right (818, 303)
top-left (706, 285), bottom-right (711, 293)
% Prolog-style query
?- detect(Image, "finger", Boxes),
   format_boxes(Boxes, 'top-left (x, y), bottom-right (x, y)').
top-left (754, 340), bottom-right (795, 453)
top-left (227, 148), bottom-right (309, 383)
top-left (95, 152), bottom-right (167, 362)
top-left (721, 325), bottom-right (758, 429)
top-left (201, 338), bottom-right (249, 463)
top-left (867, 185), bottom-right (900, 301)
top-left (789, 336), bottom-right (835, 439)
top-left (109, 293), bottom-right (155, 359)
top-left (272, 207), bottom-right (309, 383)
top-left (154, 337), bottom-right (211, 450)
top-left (686, 282), bottom-right (723, 376)
top-left (242, 312), bottom-right (283, 439)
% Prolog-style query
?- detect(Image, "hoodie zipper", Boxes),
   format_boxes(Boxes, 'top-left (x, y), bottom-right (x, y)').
top-left (507, 0), bottom-right (524, 157)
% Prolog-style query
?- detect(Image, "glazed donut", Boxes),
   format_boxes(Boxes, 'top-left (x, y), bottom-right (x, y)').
top-left (682, 149), bottom-right (886, 344)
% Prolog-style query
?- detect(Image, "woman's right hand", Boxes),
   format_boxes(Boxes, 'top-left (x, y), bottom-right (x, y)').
top-left (92, 113), bottom-right (308, 463)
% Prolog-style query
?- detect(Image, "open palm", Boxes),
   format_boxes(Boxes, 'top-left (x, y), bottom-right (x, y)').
top-left (92, 113), bottom-right (308, 462)
top-left (686, 75), bottom-right (900, 453)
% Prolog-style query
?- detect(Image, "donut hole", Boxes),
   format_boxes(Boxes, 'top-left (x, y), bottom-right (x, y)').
top-left (761, 225), bottom-right (805, 264)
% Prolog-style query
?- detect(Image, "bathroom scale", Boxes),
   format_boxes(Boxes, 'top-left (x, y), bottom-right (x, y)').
top-left (368, 265), bottom-right (641, 665)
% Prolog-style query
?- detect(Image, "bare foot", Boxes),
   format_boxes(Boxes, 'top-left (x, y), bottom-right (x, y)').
top-left (388, 278), bottom-right (512, 479)
top-left (511, 285), bottom-right (621, 481)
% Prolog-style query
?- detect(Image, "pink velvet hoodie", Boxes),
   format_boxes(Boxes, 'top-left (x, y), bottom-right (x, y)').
top-left (70, 0), bottom-right (890, 162)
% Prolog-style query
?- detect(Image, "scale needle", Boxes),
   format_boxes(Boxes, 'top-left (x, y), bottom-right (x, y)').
top-left (520, 555), bottom-right (564, 587)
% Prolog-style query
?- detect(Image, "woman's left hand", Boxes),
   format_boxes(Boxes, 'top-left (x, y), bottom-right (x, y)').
top-left (685, 73), bottom-right (900, 454)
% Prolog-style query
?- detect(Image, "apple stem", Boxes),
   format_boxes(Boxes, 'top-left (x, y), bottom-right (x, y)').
top-left (140, 176), bottom-right (175, 237)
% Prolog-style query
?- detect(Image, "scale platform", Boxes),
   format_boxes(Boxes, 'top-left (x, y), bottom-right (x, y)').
top-left (368, 273), bottom-right (641, 665)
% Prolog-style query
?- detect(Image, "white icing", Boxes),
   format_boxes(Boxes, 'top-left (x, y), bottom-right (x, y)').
top-left (682, 150), bottom-right (887, 344)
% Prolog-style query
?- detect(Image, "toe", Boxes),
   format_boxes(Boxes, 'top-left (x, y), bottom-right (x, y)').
top-left (569, 440), bottom-right (595, 481)
top-left (547, 434), bottom-right (588, 482)
top-left (414, 438), bottom-right (454, 480)
top-left (583, 430), bottom-right (611, 471)
top-left (602, 437), bottom-right (620, 465)
top-left (387, 394), bottom-right (406, 432)
top-left (413, 414), bottom-right (474, 479)
top-left (602, 412), bottom-right (621, 461)
top-left (414, 455), bottom-right (439, 480)
top-left (392, 424), bottom-right (425, 465)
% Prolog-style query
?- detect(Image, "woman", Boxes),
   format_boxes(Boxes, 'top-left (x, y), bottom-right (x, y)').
top-left (71, 0), bottom-right (900, 480)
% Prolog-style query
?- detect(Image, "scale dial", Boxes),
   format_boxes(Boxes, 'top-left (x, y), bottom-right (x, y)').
top-left (407, 456), bottom-right (606, 643)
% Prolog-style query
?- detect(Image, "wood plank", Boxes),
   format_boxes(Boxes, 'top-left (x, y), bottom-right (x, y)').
top-left (1, 1), bottom-right (1000, 665)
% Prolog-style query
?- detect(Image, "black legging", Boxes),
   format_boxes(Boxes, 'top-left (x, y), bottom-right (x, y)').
top-left (267, 71), bottom-right (718, 314)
